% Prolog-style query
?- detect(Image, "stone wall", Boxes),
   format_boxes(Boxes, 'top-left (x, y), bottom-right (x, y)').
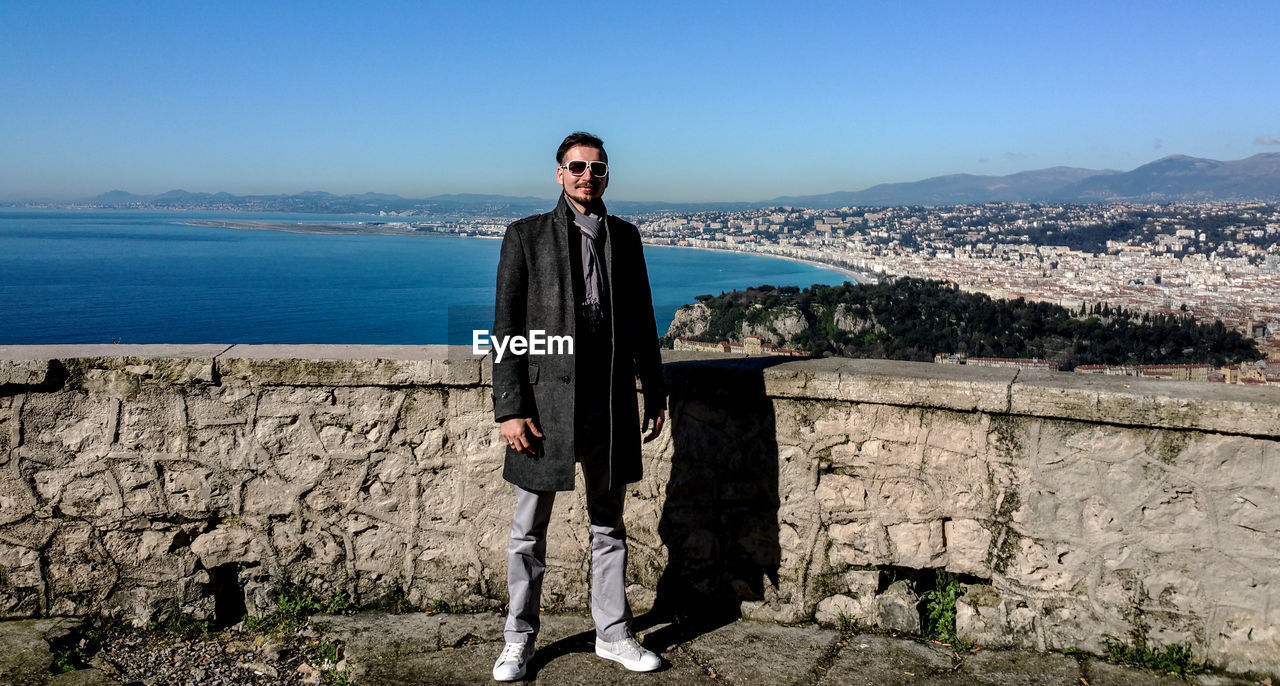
top-left (1, 345), bottom-right (1277, 675)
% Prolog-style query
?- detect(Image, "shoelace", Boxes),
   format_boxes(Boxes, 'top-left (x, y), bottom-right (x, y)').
top-left (605, 637), bottom-right (641, 657)
top-left (499, 643), bottom-right (527, 662)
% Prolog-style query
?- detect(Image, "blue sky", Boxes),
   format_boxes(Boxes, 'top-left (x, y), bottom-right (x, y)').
top-left (2, 1), bottom-right (1278, 202)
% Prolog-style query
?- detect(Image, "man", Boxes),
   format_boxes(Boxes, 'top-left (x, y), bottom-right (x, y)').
top-left (490, 132), bottom-right (667, 681)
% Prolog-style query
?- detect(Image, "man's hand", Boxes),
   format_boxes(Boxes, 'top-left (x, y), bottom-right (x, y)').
top-left (501, 417), bottom-right (543, 454)
top-left (642, 409), bottom-right (666, 444)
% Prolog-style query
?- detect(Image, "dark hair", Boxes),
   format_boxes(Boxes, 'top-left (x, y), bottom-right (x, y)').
top-left (556, 132), bottom-right (607, 164)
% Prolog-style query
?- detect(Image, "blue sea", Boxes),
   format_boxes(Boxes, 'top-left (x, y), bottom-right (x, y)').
top-left (0, 209), bottom-right (851, 345)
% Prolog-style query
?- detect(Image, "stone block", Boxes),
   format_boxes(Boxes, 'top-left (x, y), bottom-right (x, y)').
top-left (102, 528), bottom-right (178, 566)
top-left (816, 593), bottom-right (873, 628)
top-left (1214, 608), bottom-right (1280, 676)
top-left (349, 515), bottom-right (407, 575)
top-left (20, 393), bottom-right (116, 459)
top-left (190, 524), bottom-right (262, 568)
top-left (869, 405), bottom-right (924, 445)
top-left (255, 387), bottom-right (333, 417)
top-left (396, 389), bottom-right (447, 445)
top-left (186, 389), bottom-right (254, 429)
top-left (861, 476), bottom-right (942, 521)
top-left (315, 387), bottom-right (405, 454)
top-left (302, 461), bottom-right (366, 513)
top-left (188, 423), bottom-right (255, 469)
top-left (162, 461), bottom-right (226, 515)
top-left (816, 473), bottom-right (868, 519)
top-left (875, 579), bottom-right (921, 634)
top-left (886, 520), bottom-right (945, 568)
top-left (854, 439), bottom-right (926, 476)
top-left (241, 477), bottom-right (300, 516)
top-left (32, 465), bottom-right (76, 507)
top-left (117, 392), bottom-right (186, 453)
top-left (943, 518), bottom-right (992, 576)
top-left (0, 461), bottom-right (38, 527)
top-left (0, 541), bottom-right (43, 589)
top-left (0, 400), bottom-right (12, 456)
top-left (828, 520), bottom-right (891, 567)
top-left (446, 386), bottom-right (492, 419)
top-left (0, 358), bottom-right (52, 386)
top-left (956, 584), bottom-right (1015, 648)
top-left (79, 368), bottom-right (142, 399)
top-left (56, 471), bottom-right (125, 521)
top-left (45, 523), bottom-right (116, 615)
top-left (923, 412), bottom-right (986, 454)
top-left (111, 459), bottom-right (165, 516)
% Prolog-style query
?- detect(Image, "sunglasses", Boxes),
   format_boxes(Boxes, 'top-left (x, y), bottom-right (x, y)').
top-left (560, 160), bottom-right (609, 177)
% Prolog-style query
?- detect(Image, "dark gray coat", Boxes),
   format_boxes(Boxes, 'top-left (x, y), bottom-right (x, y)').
top-left (492, 195), bottom-right (667, 492)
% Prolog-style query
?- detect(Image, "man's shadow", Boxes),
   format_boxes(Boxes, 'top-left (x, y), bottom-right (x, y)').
top-left (528, 356), bottom-right (788, 675)
top-left (637, 356), bottom-right (788, 650)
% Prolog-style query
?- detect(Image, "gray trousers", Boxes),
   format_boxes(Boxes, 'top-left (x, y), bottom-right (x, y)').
top-left (504, 453), bottom-right (632, 643)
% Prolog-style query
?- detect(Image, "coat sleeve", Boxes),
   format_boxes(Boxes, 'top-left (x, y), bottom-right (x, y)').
top-left (492, 223), bottom-right (532, 420)
top-left (626, 227), bottom-right (668, 416)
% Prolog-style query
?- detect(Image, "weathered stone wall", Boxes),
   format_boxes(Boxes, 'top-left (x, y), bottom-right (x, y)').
top-left (1, 346), bottom-right (1277, 675)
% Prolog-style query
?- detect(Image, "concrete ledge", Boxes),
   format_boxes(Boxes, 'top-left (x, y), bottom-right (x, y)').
top-left (1010, 368), bottom-right (1280, 438)
top-left (0, 345), bottom-right (230, 388)
top-left (216, 344), bottom-right (487, 387)
top-left (757, 357), bottom-right (1018, 414)
top-left (1, 345), bottom-right (1276, 436)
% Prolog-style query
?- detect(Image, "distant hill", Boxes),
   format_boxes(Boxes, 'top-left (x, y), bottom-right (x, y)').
top-left (770, 167), bottom-right (1114, 208)
top-left (769, 153), bottom-right (1280, 208)
top-left (68, 153), bottom-right (1280, 214)
top-left (1064, 154), bottom-right (1280, 202)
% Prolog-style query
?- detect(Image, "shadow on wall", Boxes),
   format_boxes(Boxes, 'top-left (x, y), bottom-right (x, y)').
top-left (642, 357), bottom-right (792, 642)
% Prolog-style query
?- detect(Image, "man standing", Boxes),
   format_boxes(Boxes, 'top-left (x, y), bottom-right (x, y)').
top-left (490, 132), bottom-right (667, 681)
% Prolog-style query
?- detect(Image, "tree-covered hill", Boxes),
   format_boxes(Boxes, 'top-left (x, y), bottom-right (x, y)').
top-left (664, 278), bottom-right (1261, 370)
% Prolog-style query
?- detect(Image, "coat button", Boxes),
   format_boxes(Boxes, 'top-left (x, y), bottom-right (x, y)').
top-left (561, 376), bottom-right (571, 383)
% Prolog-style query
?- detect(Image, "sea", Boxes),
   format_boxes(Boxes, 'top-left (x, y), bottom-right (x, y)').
top-left (0, 209), bottom-right (852, 345)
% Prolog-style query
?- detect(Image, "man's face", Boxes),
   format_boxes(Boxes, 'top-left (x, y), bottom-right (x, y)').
top-left (557, 145), bottom-right (609, 210)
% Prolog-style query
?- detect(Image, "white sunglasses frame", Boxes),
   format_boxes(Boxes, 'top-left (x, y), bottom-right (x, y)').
top-left (559, 160), bottom-right (610, 177)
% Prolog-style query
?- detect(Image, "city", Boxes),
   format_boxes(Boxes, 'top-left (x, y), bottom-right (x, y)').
top-left (628, 201), bottom-right (1280, 362)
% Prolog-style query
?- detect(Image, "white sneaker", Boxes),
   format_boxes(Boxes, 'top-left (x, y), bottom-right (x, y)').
top-left (492, 640), bottom-right (534, 681)
top-left (595, 635), bottom-right (661, 672)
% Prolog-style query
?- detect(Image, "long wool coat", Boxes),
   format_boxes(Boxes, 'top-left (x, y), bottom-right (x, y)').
top-left (491, 195), bottom-right (667, 492)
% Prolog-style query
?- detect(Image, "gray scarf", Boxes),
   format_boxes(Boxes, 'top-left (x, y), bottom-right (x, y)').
top-left (567, 196), bottom-right (606, 329)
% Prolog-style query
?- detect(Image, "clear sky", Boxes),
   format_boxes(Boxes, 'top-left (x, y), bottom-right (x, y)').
top-left (2, 1), bottom-right (1278, 202)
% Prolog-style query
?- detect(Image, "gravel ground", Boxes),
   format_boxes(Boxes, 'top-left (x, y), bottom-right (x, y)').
top-left (65, 623), bottom-right (345, 686)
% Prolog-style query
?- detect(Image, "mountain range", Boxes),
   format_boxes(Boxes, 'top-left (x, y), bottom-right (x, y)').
top-left (51, 153), bottom-right (1280, 214)
top-left (767, 153), bottom-right (1280, 208)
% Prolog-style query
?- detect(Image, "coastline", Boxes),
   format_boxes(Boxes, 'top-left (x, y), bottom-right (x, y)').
top-left (180, 219), bottom-right (869, 283)
top-left (649, 242), bottom-right (871, 283)
top-left (178, 219), bottom-right (504, 240)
